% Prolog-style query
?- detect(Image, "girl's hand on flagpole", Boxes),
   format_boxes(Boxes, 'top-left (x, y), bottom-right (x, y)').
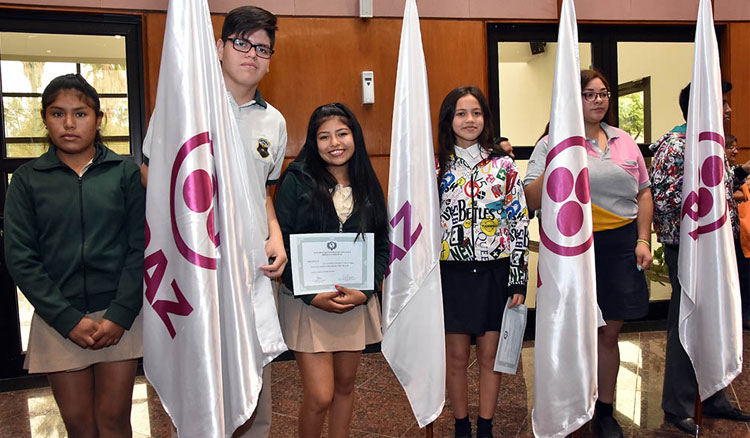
top-left (260, 234), bottom-right (288, 278)
top-left (311, 292), bottom-right (356, 313)
top-left (333, 285), bottom-right (368, 306)
top-left (261, 188), bottom-right (288, 278)
top-left (508, 293), bottom-right (525, 308)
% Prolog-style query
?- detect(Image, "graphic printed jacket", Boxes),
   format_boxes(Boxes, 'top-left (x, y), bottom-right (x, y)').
top-left (439, 153), bottom-right (529, 295)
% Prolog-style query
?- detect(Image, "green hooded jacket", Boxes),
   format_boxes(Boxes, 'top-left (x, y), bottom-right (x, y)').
top-left (4, 143), bottom-right (145, 337)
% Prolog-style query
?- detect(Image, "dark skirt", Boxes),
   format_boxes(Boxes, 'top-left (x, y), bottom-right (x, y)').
top-left (594, 220), bottom-right (649, 321)
top-left (440, 258), bottom-right (510, 334)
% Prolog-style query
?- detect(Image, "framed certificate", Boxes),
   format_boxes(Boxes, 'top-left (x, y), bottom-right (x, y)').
top-left (289, 232), bottom-right (375, 296)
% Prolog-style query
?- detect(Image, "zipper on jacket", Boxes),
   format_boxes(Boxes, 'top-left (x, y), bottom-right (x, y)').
top-left (470, 170), bottom-right (476, 260)
top-left (78, 176), bottom-right (90, 312)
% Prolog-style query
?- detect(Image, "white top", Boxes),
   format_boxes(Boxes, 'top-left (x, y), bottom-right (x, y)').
top-left (227, 90), bottom-right (288, 189)
top-left (453, 143), bottom-right (486, 168)
top-left (332, 184), bottom-right (354, 224)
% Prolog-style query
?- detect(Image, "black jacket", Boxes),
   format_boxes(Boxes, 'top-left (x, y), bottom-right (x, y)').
top-left (274, 161), bottom-right (389, 304)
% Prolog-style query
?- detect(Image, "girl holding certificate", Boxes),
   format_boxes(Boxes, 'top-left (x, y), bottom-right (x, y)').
top-left (274, 103), bottom-right (389, 438)
top-left (437, 86), bottom-right (529, 438)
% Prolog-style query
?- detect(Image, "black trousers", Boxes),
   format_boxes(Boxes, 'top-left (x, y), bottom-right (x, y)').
top-left (661, 245), bottom-right (734, 418)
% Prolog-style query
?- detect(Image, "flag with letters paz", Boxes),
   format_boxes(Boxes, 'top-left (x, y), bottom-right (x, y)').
top-left (532, 0), bottom-right (601, 436)
top-left (678, 0), bottom-right (742, 401)
top-left (381, 0), bottom-right (446, 428)
top-left (141, 0), bottom-right (286, 436)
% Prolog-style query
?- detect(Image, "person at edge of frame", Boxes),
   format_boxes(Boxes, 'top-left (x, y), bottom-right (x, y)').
top-left (649, 80), bottom-right (750, 436)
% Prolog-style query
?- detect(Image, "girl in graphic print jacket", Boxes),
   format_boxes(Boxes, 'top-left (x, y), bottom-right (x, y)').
top-left (436, 86), bottom-right (529, 438)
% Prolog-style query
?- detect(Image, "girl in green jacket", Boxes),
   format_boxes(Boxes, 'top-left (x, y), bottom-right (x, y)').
top-left (4, 74), bottom-right (145, 438)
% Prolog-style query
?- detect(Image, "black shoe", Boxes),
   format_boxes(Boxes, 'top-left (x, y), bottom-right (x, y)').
top-left (704, 407), bottom-right (750, 422)
top-left (664, 413), bottom-right (698, 435)
top-left (592, 415), bottom-right (623, 438)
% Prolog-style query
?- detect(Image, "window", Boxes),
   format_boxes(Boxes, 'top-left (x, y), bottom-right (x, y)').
top-left (1, 34), bottom-right (131, 157)
top-left (0, 11), bottom-right (145, 163)
top-left (618, 76), bottom-right (651, 144)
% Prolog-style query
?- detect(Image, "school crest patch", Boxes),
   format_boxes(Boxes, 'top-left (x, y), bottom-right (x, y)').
top-left (257, 137), bottom-right (271, 158)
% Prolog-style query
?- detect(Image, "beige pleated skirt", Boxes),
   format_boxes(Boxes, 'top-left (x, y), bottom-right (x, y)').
top-left (24, 309), bottom-right (143, 374)
top-left (278, 285), bottom-right (382, 353)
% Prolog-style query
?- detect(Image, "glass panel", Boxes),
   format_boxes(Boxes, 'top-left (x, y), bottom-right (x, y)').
top-left (105, 140), bottom-right (130, 155)
top-left (619, 91), bottom-right (645, 143)
top-left (2, 96), bottom-right (44, 137)
top-left (17, 288), bottom-right (32, 352)
top-left (497, 41), bottom-right (593, 146)
top-left (81, 63), bottom-right (128, 94)
top-left (6, 142), bottom-right (48, 158)
top-left (617, 42), bottom-right (694, 143)
top-left (619, 42), bottom-right (693, 303)
top-left (100, 96), bottom-right (130, 137)
top-left (0, 60), bottom-right (76, 93)
top-left (1, 33), bottom-right (131, 158)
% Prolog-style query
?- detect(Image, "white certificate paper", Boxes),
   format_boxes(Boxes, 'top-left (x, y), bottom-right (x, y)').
top-left (494, 299), bottom-right (528, 375)
top-left (290, 233), bottom-right (375, 295)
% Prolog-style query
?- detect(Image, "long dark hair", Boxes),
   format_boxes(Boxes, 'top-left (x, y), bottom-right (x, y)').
top-left (41, 73), bottom-right (104, 145)
top-left (291, 103), bottom-right (387, 236)
top-left (437, 86), bottom-right (502, 184)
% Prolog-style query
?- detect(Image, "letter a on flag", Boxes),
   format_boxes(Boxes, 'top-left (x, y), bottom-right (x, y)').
top-left (381, 0), bottom-right (446, 428)
top-left (532, 0), bottom-right (602, 436)
top-left (142, 0), bottom-right (286, 436)
top-left (678, 0), bottom-right (742, 401)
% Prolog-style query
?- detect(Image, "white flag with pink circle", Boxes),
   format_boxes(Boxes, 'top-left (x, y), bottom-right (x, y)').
top-left (677, 0), bottom-right (742, 402)
top-left (532, 0), bottom-right (602, 436)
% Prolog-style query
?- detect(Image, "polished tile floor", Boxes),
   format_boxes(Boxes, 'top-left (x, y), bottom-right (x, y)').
top-left (1, 330), bottom-right (749, 437)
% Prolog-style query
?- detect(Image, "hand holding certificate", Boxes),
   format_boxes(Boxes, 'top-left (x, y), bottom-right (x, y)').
top-left (494, 298), bottom-right (528, 374)
top-left (290, 233), bottom-right (375, 295)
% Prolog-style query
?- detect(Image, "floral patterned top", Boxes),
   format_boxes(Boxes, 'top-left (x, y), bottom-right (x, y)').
top-left (649, 124), bottom-right (744, 245)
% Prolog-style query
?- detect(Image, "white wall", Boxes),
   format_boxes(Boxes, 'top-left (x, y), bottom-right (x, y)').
top-left (498, 42), bottom-right (592, 146)
top-left (497, 41), bottom-right (694, 147)
top-left (618, 42), bottom-right (694, 140)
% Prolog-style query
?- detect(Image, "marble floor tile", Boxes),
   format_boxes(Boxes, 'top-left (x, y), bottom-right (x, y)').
top-left (1, 330), bottom-right (749, 437)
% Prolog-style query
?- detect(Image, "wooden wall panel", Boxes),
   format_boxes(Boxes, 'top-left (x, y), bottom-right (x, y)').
top-left (725, 22), bottom-right (750, 162)
top-left (260, 17), bottom-right (487, 158)
top-left (138, 14), bottom-right (750, 170)
top-left (142, 12), bottom-right (166, 120)
top-left (141, 15), bottom-right (486, 166)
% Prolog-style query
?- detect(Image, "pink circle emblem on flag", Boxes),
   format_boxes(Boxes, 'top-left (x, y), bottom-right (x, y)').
top-left (539, 136), bottom-right (594, 256)
top-left (682, 131), bottom-right (728, 240)
top-left (170, 131), bottom-right (220, 270)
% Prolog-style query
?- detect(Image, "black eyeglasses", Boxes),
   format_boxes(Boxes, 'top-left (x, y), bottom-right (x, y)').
top-left (581, 91), bottom-right (611, 102)
top-left (226, 37), bottom-right (274, 59)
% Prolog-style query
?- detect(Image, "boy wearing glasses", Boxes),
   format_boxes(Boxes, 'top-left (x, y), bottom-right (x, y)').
top-left (217, 6), bottom-right (287, 438)
top-left (142, 5), bottom-right (287, 438)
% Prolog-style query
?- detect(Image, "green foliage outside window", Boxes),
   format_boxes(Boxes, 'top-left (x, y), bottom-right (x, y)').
top-left (619, 92), bottom-right (645, 143)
